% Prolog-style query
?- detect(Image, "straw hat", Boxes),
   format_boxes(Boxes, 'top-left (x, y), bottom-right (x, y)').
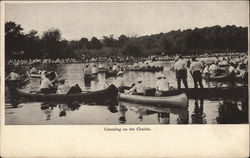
top-left (136, 77), bottom-right (143, 82)
top-left (117, 71), bottom-right (124, 76)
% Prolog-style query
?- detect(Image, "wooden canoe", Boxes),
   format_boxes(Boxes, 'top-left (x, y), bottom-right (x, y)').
top-left (118, 93), bottom-right (188, 108)
top-left (14, 84), bottom-right (118, 104)
top-left (119, 85), bottom-right (248, 100)
top-left (128, 66), bottom-right (163, 72)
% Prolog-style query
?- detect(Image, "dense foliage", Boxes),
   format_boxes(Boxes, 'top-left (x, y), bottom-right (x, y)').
top-left (5, 21), bottom-right (248, 60)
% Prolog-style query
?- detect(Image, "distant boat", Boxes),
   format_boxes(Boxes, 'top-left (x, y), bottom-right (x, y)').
top-left (105, 70), bottom-right (118, 78)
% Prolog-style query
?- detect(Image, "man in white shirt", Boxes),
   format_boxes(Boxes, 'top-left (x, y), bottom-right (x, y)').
top-left (190, 57), bottom-right (204, 88)
top-left (112, 63), bottom-right (118, 71)
top-left (30, 67), bottom-right (37, 74)
top-left (155, 73), bottom-right (169, 96)
top-left (40, 73), bottom-right (54, 94)
top-left (83, 65), bottom-right (92, 75)
top-left (6, 69), bottom-right (19, 81)
top-left (6, 69), bottom-right (20, 87)
top-left (174, 56), bottom-right (188, 89)
top-left (127, 77), bottom-right (145, 94)
top-left (91, 65), bottom-right (98, 75)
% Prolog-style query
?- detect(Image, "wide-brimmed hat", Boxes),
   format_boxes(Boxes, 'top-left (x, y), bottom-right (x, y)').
top-left (136, 77), bottom-right (143, 82)
top-left (58, 78), bottom-right (66, 82)
top-left (117, 71), bottom-right (124, 76)
top-left (156, 73), bottom-right (162, 79)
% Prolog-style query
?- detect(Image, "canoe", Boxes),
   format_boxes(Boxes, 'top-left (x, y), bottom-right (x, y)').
top-left (120, 85), bottom-right (248, 100)
top-left (118, 93), bottom-right (188, 108)
top-left (84, 74), bottom-right (97, 81)
top-left (98, 68), bottom-right (107, 73)
top-left (30, 74), bottom-right (41, 78)
top-left (14, 84), bottom-right (118, 104)
top-left (105, 70), bottom-right (118, 78)
top-left (143, 86), bottom-right (248, 100)
top-left (128, 66), bottom-right (163, 72)
top-left (202, 74), bottom-right (231, 82)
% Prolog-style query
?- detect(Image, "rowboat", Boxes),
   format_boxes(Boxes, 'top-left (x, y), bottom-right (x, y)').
top-left (105, 70), bottom-right (118, 78)
top-left (30, 74), bottom-right (41, 78)
top-left (119, 93), bottom-right (188, 108)
top-left (14, 84), bottom-right (118, 104)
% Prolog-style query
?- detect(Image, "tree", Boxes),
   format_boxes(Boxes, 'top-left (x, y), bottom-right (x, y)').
top-left (103, 34), bottom-right (116, 48)
top-left (5, 21), bottom-right (26, 59)
top-left (122, 42), bottom-right (143, 57)
top-left (41, 28), bottom-right (62, 59)
top-left (89, 37), bottom-right (102, 49)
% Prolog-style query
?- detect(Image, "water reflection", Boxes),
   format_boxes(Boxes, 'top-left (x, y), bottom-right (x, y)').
top-left (191, 99), bottom-right (207, 124)
top-left (5, 62), bottom-right (248, 124)
top-left (40, 102), bottom-right (81, 121)
top-left (216, 99), bottom-right (248, 124)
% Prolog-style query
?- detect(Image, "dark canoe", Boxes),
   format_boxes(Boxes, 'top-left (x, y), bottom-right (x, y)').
top-left (144, 86), bottom-right (248, 100)
top-left (203, 72), bottom-right (248, 83)
top-left (202, 74), bottom-right (231, 82)
top-left (105, 70), bottom-right (118, 78)
top-left (128, 66), bottom-right (163, 72)
top-left (14, 84), bottom-right (118, 104)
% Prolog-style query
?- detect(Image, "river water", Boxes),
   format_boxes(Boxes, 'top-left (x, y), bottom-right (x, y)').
top-left (5, 61), bottom-right (248, 125)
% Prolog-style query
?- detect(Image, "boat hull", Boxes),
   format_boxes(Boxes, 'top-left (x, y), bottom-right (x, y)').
top-left (14, 85), bottom-right (118, 104)
top-left (144, 86), bottom-right (248, 100)
top-left (119, 93), bottom-right (188, 108)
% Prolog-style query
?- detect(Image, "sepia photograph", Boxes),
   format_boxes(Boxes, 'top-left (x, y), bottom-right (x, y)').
top-left (3, 1), bottom-right (248, 125)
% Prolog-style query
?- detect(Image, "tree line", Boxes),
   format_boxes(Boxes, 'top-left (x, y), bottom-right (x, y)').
top-left (5, 21), bottom-right (248, 60)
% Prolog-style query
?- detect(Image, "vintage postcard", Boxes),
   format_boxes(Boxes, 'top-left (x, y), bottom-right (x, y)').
top-left (1, 1), bottom-right (249, 157)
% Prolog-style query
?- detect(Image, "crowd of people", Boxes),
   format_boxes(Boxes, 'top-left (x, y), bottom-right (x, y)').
top-left (6, 53), bottom-right (248, 98)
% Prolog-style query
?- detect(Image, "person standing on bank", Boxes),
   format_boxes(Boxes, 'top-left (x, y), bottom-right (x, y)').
top-left (174, 56), bottom-right (188, 89)
top-left (190, 57), bottom-right (204, 88)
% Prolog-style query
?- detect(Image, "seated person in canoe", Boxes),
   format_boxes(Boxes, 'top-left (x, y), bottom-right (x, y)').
top-left (125, 77), bottom-right (146, 95)
top-left (228, 63), bottom-right (237, 76)
top-left (155, 73), bottom-right (170, 96)
top-left (40, 73), bottom-right (57, 94)
top-left (91, 65), bottom-right (98, 75)
top-left (6, 68), bottom-right (20, 87)
top-left (84, 65), bottom-right (92, 76)
top-left (57, 78), bottom-right (71, 94)
top-left (112, 63), bottom-right (118, 71)
top-left (30, 67), bottom-right (38, 74)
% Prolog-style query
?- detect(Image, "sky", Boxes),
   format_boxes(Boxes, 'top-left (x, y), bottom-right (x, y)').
top-left (5, 1), bottom-right (249, 40)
